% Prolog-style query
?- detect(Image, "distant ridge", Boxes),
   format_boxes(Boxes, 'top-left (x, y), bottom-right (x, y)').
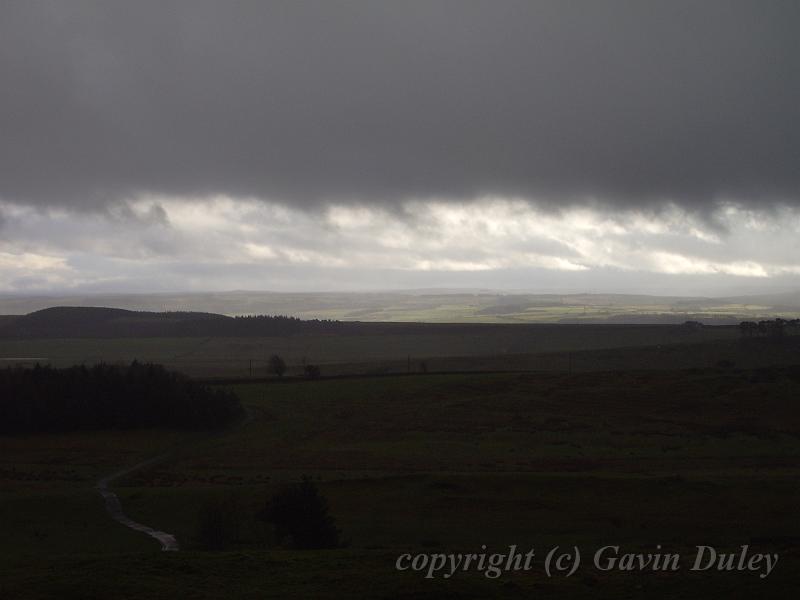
top-left (0, 305), bottom-right (734, 340)
top-left (0, 306), bottom-right (497, 339)
top-left (0, 306), bottom-right (315, 339)
top-left (0, 290), bottom-right (796, 324)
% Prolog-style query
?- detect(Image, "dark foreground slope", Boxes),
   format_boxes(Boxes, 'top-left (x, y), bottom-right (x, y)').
top-left (2, 367), bottom-right (799, 598)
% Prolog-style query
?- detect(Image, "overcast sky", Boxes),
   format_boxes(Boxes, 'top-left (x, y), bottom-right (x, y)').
top-left (1, 1), bottom-right (799, 295)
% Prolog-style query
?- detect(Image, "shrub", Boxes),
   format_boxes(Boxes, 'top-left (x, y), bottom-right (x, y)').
top-left (195, 499), bottom-right (229, 551)
top-left (260, 479), bottom-right (340, 549)
top-left (268, 354), bottom-right (287, 377)
top-left (195, 495), bottom-right (245, 551)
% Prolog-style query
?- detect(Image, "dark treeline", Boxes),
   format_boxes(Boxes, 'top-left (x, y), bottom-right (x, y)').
top-left (0, 362), bottom-right (243, 434)
top-left (739, 318), bottom-right (800, 338)
top-left (0, 307), bottom-right (353, 338)
top-left (182, 314), bottom-right (340, 336)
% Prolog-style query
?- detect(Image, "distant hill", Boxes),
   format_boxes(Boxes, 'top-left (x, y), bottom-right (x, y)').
top-left (0, 305), bottom-right (746, 340)
top-left (0, 307), bottom-right (319, 339)
top-left (0, 290), bottom-right (797, 323)
top-left (2, 306), bottom-right (525, 338)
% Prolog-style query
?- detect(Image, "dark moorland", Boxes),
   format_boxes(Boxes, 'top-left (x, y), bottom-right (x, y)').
top-left (1, 308), bottom-right (799, 598)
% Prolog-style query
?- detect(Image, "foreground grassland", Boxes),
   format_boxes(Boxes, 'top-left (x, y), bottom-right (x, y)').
top-left (0, 428), bottom-right (203, 559)
top-left (2, 369), bottom-right (799, 598)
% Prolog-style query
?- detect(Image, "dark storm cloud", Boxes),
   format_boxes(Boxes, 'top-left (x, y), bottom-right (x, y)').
top-left (1, 0), bottom-right (799, 212)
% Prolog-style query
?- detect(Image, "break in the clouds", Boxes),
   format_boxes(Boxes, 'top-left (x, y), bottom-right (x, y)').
top-left (1, 1), bottom-right (799, 293)
top-left (2, 197), bottom-right (800, 294)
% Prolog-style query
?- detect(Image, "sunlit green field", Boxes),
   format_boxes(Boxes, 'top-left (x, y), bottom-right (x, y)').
top-left (304, 301), bottom-right (800, 324)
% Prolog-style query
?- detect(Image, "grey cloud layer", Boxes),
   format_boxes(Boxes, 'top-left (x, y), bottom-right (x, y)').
top-left (1, 0), bottom-right (799, 211)
top-left (3, 196), bottom-right (800, 295)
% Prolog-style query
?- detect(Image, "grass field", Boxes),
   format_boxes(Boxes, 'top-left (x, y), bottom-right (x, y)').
top-left (2, 368), bottom-right (798, 597)
top-left (0, 428), bottom-right (202, 560)
top-left (0, 323), bottom-right (743, 377)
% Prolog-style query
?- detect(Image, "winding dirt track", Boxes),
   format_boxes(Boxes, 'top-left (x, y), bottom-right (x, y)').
top-left (96, 454), bottom-right (179, 551)
top-left (96, 406), bottom-right (253, 551)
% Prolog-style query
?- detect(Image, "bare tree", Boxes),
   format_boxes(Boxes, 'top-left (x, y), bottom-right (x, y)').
top-left (304, 364), bottom-right (321, 380)
top-left (269, 354), bottom-right (287, 377)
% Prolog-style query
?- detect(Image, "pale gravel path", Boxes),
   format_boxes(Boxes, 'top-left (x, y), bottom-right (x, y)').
top-left (96, 453), bottom-right (179, 551)
top-left (96, 405), bottom-right (253, 552)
